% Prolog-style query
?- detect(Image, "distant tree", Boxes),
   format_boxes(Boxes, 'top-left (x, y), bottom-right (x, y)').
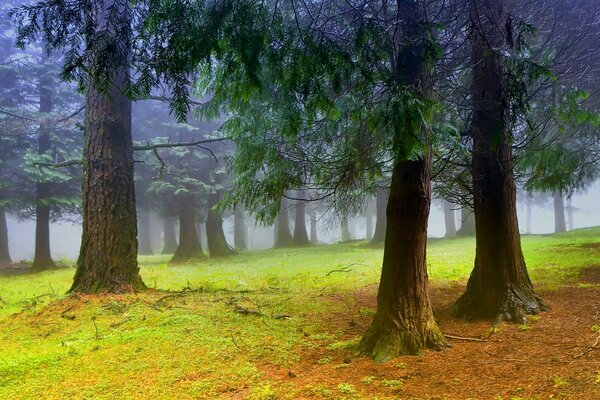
top-left (292, 190), bottom-right (310, 246)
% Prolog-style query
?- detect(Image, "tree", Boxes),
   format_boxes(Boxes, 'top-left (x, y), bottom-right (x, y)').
top-left (161, 217), bottom-right (178, 254)
top-left (233, 204), bottom-right (247, 250)
top-left (293, 191), bottom-right (310, 246)
top-left (443, 200), bottom-right (456, 238)
top-left (453, 0), bottom-right (547, 322)
top-left (371, 187), bottom-right (388, 244)
top-left (274, 196), bottom-right (294, 248)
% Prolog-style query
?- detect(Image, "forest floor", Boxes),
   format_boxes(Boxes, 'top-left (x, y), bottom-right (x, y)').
top-left (1, 228), bottom-right (600, 399)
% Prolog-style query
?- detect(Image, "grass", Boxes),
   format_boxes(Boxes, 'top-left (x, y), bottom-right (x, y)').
top-left (0, 227), bottom-right (599, 399)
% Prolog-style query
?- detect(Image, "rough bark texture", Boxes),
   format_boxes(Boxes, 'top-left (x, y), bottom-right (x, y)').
top-left (137, 208), bottom-right (154, 255)
top-left (553, 190), bottom-right (566, 233)
top-left (206, 192), bottom-right (235, 257)
top-left (371, 187), bottom-right (388, 244)
top-left (234, 204), bottom-right (247, 250)
top-left (70, 2), bottom-right (144, 292)
top-left (310, 202), bottom-right (318, 244)
top-left (457, 207), bottom-right (475, 236)
top-left (0, 208), bottom-right (10, 264)
top-left (171, 196), bottom-right (205, 262)
top-left (341, 217), bottom-right (352, 242)
top-left (161, 217), bottom-right (178, 254)
top-left (293, 191), bottom-right (310, 246)
top-left (454, 0), bottom-right (547, 322)
top-left (359, 155), bottom-right (446, 360)
top-left (275, 196), bottom-right (294, 248)
top-left (32, 53), bottom-right (56, 272)
top-left (359, 0), bottom-right (446, 360)
top-left (443, 200), bottom-right (457, 238)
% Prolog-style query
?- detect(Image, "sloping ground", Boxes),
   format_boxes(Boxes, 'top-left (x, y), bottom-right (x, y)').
top-left (0, 227), bottom-right (599, 399)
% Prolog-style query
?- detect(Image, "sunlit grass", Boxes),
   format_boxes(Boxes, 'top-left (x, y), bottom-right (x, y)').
top-left (0, 227), bottom-right (598, 399)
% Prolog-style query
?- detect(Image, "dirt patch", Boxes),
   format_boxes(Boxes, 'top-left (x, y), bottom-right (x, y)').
top-left (258, 284), bottom-right (600, 399)
top-left (580, 242), bottom-right (600, 249)
top-left (579, 265), bottom-right (600, 284)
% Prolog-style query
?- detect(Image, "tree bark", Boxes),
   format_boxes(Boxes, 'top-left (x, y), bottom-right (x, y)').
top-left (454, 0), bottom-right (547, 322)
top-left (161, 217), bottom-right (178, 254)
top-left (234, 204), bottom-right (247, 250)
top-left (206, 192), bottom-right (235, 257)
top-left (32, 53), bottom-right (56, 272)
top-left (553, 190), bottom-right (566, 233)
top-left (0, 208), bottom-right (11, 264)
top-left (293, 190), bottom-right (310, 246)
top-left (359, 155), bottom-right (446, 360)
top-left (70, 0), bottom-right (144, 292)
top-left (275, 196), bottom-right (293, 248)
top-left (457, 207), bottom-right (475, 236)
top-left (171, 196), bottom-right (205, 262)
top-left (359, 0), bottom-right (446, 359)
top-left (137, 208), bottom-right (154, 255)
top-left (443, 200), bottom-right (457, 238)
top-left (371, 187), bottom-right (388, 244)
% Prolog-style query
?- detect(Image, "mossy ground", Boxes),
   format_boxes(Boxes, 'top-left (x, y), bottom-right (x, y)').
top-left (1, 227), bottom-right (599, 399)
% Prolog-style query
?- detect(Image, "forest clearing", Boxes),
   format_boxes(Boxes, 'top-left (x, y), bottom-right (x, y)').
top-left (2, 229), bottom-right (600, 399)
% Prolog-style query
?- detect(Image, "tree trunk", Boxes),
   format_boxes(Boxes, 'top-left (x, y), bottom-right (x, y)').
top-left (310, 201), bottom-right (318, 244)
top-left (206, 192), bottom-right (235, 257)
top-left (234, 204), bottom-right (247, 250)
top-left (443, 200), bottom-right (457, 238)
top-left (456, 207), bottom-right (475, 236)
top-left (365, 198), bottom-right (374, 240)
top-left (371, 187), bottom-right (388, 244)
top-left (171, 196), bottom-right (205, 262)
top-left (454, 0), bottom-right (547, 322)
top-left (275, 196), bottom-right (294, 248)
top-left (359, 0), bottom-right (446, 360)
top-left (70, 0), bottom-right (144, 293)
top-left (0, 208), bottom-right (11, 264)
top-left (137, 208), bottom-right (154, 255)
top-left (32, 53), bottom-right (56, 272)
top-left (359, 155), bottom-right (446, 360)
top-left (553, 190), bottom-right (566, 233)
top-left (161, 217), bottom-right (178, 254)
top-left (293, 190), bottom-right (310, 246)
top-left (341, 217), bottom-right (352, 242)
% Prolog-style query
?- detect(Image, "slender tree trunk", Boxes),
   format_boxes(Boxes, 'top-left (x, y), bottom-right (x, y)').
top-left (161, 217), bottom-right (178, 254)
top-left (171, 196), bottom-right (205, 262)
top-left (206, 192), bottom-right (235, 257)
top-left (0, 208), bottom-right (11, 264)
top-left (137, 208), bottom-right (153, 255)
top-left (454, 0), bottom-right (546, 322)
top-left (365, 198), bottom-right (374, 240)
top-left (371, 187), bottom-right (388, 244)
top-left (443, 200), bottom-right (457, 238)
top-left (70, 0), bottom-right (144, 292)
top-left (32, 53), bottom-right (56, 272)
top-left (234, 204), bottom-right (247, 250)
top-left (553, 190), bottom-right (566, 233)
top-left (310, 201), bottom-right (318, 244)
top-left (275, 196), bottom-right (293, 247)
top-left (526, 194), bottom-right (532, 234)
top-left (341, 217), bottom-right (352, 242)
top-left (359, 0), bottom-right (446, 359)
top-left (293, 190), bottom-right (310, 246)
top-left (566, 197), bottom-right (574, 231)
top-left (457, 207), bottom-right (475, 236)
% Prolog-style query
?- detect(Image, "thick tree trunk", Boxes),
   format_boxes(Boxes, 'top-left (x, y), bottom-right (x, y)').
top-left (32, 53), bottom-right (56, 272)
top-left (365, 198), bottom-right (374, 240)
top-left (454, 0), bottom-right (547, 322)
top-left (171, 196), bottom-right (205, 262)
top-left (359, 155), bottom-right (446, 360)
top-left (293, 191), bottom-right (310, 246)
top-left (341, 217), bottom-right (352, 242)
top-left (371, 187), bottom-right (388, 244)
top-left (275, 196), bottom-right (294, 248)
top-left (234, 204), bottom-right (247, 250)
top-left (70, 0), bottom-right (144, 293)
top-left (443, 200), bottom-right (457, 238)
top-left (0, 208), bottom-right (11, 264)
top-left (457, 207), bottom-right (475, 236)
top-left (310, 201), bottom-right (318, 244)
top-left (553, 190), bottom-right (566, 233)
top-left (161, 217), bottom-right (178, 254)
top-left (206, 192), bottom-right (235, 257)
top-left (137, 208), bottom-right (153, 255)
